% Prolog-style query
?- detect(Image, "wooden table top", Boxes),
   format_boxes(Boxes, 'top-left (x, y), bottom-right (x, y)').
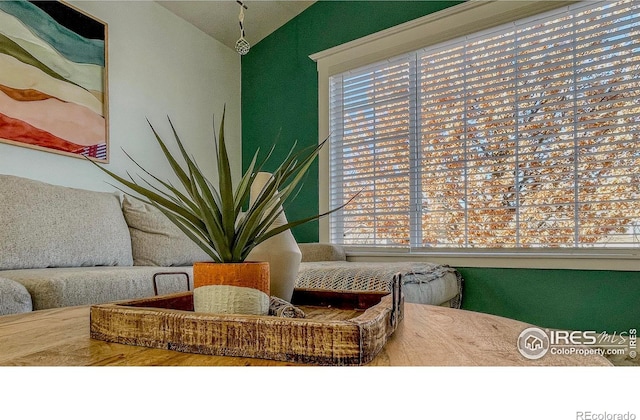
top-left (0, 303), bottom-right (612, 366)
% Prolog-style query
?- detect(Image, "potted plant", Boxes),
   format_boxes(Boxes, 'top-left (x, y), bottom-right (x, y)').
top-left (93, 109), bottom-right (348, 314)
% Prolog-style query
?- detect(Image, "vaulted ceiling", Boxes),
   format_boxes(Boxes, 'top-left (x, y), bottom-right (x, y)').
top-left (157, 1), bottom-right (315, 50)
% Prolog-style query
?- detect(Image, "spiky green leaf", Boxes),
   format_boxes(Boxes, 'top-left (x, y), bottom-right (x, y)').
top-left (92, 112), bottom-right (349, 263)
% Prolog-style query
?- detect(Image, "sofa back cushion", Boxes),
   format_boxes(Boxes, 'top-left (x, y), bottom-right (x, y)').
top-left (298, 243), bottom-right (347, 262)
top-left (0, 175), bottom-right (134, 270)
top-left (122, 195), bottom-right (212, 266)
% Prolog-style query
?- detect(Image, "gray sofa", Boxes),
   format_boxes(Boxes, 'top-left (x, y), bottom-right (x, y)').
top-left (0, 174), bottom-right (204, 315)
top-left (0, 174), bottom-right (463, 316)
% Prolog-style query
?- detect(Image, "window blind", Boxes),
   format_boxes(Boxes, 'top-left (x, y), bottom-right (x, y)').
top-left (329, 0), bottom-right (640, 249)
top-left (329, 53), bottom-right (416, 246)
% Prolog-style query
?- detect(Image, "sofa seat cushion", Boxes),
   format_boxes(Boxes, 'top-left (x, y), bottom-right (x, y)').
top-left (0, 277), bottom-right (33, 315)
top-left (122, 196), bottom-right (213, 266)
top-left (296, 261), bottom-right (463, 308)
top-left (0, 175), bottom-right (133, 270)
top-left (1, 267), bottom-right (193, 310)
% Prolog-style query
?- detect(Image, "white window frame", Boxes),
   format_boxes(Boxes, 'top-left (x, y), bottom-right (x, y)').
top-left (311, 0), bottom-right (640, 270)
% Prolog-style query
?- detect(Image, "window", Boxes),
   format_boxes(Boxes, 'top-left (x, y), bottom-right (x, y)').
top-left (328, 0), bottom-right (640, 251)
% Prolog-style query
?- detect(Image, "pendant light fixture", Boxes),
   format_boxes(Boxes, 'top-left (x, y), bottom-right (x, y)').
top-left (235, 1), bottom-right (250, 55)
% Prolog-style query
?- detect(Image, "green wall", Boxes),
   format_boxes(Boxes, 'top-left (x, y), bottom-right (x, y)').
top-left (242, 1), bottom-right (462, 242)
top-left (459, 268), bottom-right (639, 332)
top-left (241, 1), bottom-right (639, 333)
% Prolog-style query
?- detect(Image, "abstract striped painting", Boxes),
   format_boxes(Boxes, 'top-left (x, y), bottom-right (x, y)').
top-left (0, 1), bottom-right (108, 162)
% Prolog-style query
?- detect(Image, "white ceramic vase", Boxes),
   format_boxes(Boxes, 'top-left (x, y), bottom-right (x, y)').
top-left (246, 172), bottom-right (302, 302)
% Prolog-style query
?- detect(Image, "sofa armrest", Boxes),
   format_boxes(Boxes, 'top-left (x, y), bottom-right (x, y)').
top-left (0, 276), bottom-right (33, 315)
top-left (298, 243), bottom-right (346, 262)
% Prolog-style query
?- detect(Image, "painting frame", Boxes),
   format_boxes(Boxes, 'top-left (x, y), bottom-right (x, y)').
top-left (0, 0), bottom-right (109, 163)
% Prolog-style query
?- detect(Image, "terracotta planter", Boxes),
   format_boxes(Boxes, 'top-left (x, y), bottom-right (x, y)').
top-left (193, 261), bottom-right (270, 315)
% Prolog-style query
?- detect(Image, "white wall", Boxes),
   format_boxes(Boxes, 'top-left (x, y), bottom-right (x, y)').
top-left (0, 1), bottom-right (241, 192)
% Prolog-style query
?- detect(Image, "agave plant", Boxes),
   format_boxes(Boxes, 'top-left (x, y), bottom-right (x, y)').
top-left (93, 110), bottom-right (347, 263)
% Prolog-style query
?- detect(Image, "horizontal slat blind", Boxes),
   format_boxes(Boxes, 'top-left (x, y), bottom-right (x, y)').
top-left (329, 0), bottom-right (640, 249)
top-left (329, 53), bottom-right (415, 246)
top-left (574, 0), bottom-right (640, 248)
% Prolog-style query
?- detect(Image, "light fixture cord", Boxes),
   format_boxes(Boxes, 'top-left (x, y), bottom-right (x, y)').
top-left (239, 5), bottom-right (245, 38)
top-left (235, 1), bottom-right (250, 55)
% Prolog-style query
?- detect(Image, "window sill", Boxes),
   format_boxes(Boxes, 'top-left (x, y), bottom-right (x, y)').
top-left (344, 248), bottom-right (640, 271)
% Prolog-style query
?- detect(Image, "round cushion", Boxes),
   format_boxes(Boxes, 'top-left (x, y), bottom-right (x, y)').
top-left (0, 277), bottom-right (33, 316)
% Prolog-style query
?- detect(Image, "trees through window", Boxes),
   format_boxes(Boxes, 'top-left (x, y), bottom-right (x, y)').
top-left (329, 0), bottom-right (640, 249)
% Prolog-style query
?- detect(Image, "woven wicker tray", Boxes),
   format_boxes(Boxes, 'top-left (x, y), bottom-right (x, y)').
top-left (89, 275), bottom-right (403, 366)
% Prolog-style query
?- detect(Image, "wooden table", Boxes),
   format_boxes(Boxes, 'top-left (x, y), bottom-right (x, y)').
top-left (0, 303), bottom-right (611, 366)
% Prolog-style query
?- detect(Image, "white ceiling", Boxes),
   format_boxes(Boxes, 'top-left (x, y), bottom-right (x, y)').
top-left (157, 1), bottom-right (315, 51)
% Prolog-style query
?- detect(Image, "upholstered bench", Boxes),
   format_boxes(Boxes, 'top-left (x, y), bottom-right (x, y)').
top-left (296, 243), bottom-right (463, 308)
